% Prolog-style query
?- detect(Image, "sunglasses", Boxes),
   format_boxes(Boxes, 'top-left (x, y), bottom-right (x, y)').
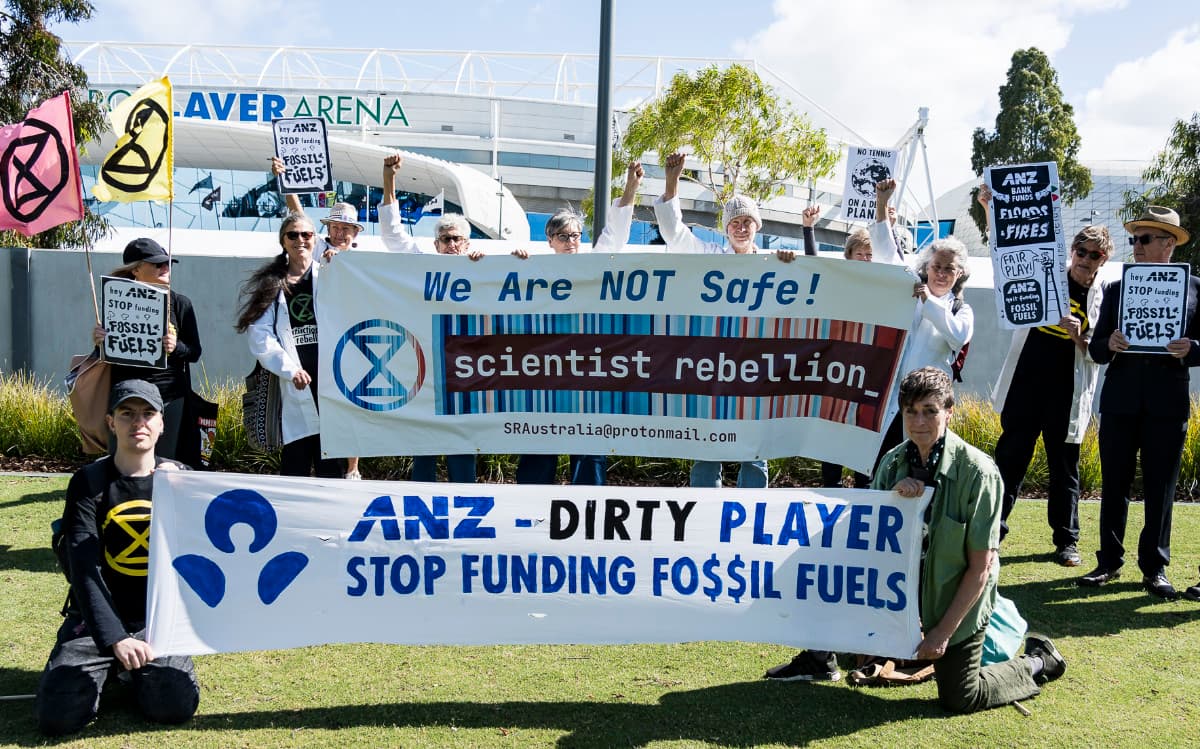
top-left (1073, 247), bottom-right (1106, 261)
top-left (285, 230), bottom-right (315, 241)
top-left (1128, 233), bottom-right (1172, 246)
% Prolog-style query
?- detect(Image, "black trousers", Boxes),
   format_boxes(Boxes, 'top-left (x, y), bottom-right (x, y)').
top-left (1096, 411), bottom-right (1187, 576)
top-left (280, 434), bottom-right (347, 478)
top-left (994, 390), bottom-right (1081, 548)
top-left (35, 617), bottom-right (198, 736)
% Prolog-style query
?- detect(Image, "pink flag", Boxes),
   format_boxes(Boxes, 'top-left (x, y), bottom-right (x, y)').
top-left (0, 91), bottom-right (84, 237)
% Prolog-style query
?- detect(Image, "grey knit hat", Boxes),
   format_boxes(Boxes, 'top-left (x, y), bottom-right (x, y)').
top-left (723, 195), bottom-right (762, 231)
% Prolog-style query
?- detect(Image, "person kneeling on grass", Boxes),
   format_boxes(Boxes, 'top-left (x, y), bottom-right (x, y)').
top-left (35, 380), bottom-right (199, 735)
top-left (765, 368), bottom-right (1065, 713)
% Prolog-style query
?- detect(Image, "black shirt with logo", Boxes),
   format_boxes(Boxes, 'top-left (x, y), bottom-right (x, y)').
top-left (1009, 276), bottom-right (1090, 400)
top-left (286, 269), bottom-right (320, 404)
top-left (65, 457), bottom-right (186, 648)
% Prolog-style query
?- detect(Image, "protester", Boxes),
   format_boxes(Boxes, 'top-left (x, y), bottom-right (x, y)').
top-left (803, 208), bottom-right (875, 488)
top-left (406, 212), bottom-right (483, 484)
top-left (884, 367), bottom-right (1064, 711)
top-left (653, 152), bottom-right (796, 488)
top-left (35, 380), bottom-right (200, 735)
top-left (235, 213), bottom-right (347, 478)
top-left (91, 238), bottom-right (202, 462)
top-left (768, 182), bottom-right (974, 681)
top-left (987, 182), bottom-right (1110, 566)
top-left (1079, 206), bottom-right (1199, 599)
top-left (509, 161), bottom-right (644, 485)
top-left (870, 178), bottom-right (974, 464)
top-left (272, 156), bottom-right (367, 264)
top-left (271, 157), bottom-right (369, 478)
top-left (378, 151), bottom-right (446, 255)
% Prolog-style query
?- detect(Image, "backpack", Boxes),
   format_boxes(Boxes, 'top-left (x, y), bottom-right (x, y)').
top-left (950, 296), bottom-right (970, 383)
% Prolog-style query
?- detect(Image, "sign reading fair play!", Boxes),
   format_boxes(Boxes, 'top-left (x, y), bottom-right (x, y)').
top-left (272, 117), bottom-right (333, 194)
top-left (1119, 263), bottom-right (1190, 353)
top-left (839, 146), bottom-right (897, 223)
top-left (100, 276), bottom-right (168, 368)
top-left (985, 162), bottom-right (1069, 329)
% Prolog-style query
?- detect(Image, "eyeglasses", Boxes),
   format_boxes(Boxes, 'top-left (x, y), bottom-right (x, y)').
top-left (553, 232), bottom-right (582, 243)
top-left (437, 235), bottom-right (469, 245)
top-left (1073, 247), bottom-right (1106, 261)
top-left (285, 231), bottom-right (315, 241)
top-left (929, 263), bottom-right (959, 275)
top-left (1129, 233), bottom-right (1173, 246)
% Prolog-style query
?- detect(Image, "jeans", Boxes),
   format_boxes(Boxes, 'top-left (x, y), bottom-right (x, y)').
top-left (35, 617), bottom-right (199, 736)
top-left (689, 460), bottom-right (768, 488)
top-left (516, 455), bottom-right (607, 485)
top-left (411, 454), bottom-right (477, 483)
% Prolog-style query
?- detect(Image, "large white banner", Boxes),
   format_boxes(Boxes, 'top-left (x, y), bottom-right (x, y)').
top-left (315, 252), bottom-right (916, 474)
top-left (985, 162), bottom-right (1069, 329)
top-left (148, 471), bottom-right (929, 658)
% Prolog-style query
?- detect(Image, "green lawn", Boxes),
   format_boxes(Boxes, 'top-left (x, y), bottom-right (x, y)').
top-left (2, 474), bottom-right (1199, 748)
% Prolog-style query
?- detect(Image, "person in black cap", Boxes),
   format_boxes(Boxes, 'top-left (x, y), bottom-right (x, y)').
top-left (1079, 206), bottom-right (1198, 599)
top-left (34, 379), bottom-right (199, 735)
top-left (91, 238), bottom-right (202, 462)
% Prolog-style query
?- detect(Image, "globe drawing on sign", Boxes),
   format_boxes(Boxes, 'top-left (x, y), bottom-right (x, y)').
top-left (849, 158), bottom-right (892, 198)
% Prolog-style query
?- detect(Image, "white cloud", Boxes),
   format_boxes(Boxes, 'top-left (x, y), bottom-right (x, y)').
top-left (734, 0), bottom-right (1128, 201)
top-left (97, 0), bottom-right (320, 44)
top-left (1076, 24), bottom-right (1200, 162)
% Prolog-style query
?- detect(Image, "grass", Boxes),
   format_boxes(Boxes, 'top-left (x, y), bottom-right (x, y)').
top-left (8, 371), bottom-right (1199, 499)
top-left (2, 475), bottom-right (1199, 747)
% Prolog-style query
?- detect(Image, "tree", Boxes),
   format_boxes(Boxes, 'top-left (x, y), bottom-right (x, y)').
top-left (0, 0), bottom-right (108, 249)
top-left (593, 64), bottom-right (838, 228)
top-left (970, 48), bottom-right (1092, 237)
top-left (1123, 113), bottom-right (1200, 264)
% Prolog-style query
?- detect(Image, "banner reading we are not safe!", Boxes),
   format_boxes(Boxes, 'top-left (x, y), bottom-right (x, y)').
top-left (316, 253), bottom-right (916, 474)
top-left (147, 471), bottom-right (929, 657)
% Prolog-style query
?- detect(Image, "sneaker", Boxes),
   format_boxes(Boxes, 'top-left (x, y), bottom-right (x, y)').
top-left (1025, 635), bottom-right (1066, 685)
top-left (344, 470), bottom-right (362, 480)
top-left (764, 650), bottom-right (841, 682)
top-left (1078, 564), bottom-right (1120, 587)
top-left (1054, 544), bottom-right (1082, 567)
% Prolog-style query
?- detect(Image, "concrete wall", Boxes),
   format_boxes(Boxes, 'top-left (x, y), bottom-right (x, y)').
top-left (3, 247), bottom-right (1180, 405)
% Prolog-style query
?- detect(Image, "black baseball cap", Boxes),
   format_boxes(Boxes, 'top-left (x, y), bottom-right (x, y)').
top-left (108, 380), bottom-right (164, 414)
top-left (123, 238), bottom-right (177, 265)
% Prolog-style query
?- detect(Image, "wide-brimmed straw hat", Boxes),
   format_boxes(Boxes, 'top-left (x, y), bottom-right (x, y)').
top-left (1124, 205), bottom-right (1190, 245)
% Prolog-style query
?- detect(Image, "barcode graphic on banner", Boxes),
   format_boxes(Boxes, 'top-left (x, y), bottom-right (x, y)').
top-left (432, 313), bottom-right (904, 430)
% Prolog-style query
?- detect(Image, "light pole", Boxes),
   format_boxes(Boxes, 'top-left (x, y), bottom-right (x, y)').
top-left (592, 0), bottom-right (613, 244)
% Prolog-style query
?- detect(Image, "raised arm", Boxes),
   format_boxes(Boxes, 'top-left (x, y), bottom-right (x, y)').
top-left (378, 154), bottom-right (421, 253)
top-left (594, 161), bottom-right (643, 253)
top-left (270, 157), bottom-right (304, 215)
top-left (802, 205), bottom-right (819, 256)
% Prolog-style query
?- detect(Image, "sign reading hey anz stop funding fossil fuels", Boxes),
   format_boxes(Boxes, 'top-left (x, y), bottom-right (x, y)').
top-left (272, 117), bottom-right (333, 194)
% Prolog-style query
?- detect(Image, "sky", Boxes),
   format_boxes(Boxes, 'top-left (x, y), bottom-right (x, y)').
top-left (57, 0), bottom-right (1200, 198)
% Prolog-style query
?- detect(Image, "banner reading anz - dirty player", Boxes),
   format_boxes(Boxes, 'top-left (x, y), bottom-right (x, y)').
top-left (316, 253), bottom-right (915, 474)
top-left (147, 471), bottom-right (929, 657)
top-left (985, 162), bottom-right (1069, 329)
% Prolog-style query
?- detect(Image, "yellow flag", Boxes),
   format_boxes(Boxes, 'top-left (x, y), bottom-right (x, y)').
top-left (92, 77), bottom-right (173, 203)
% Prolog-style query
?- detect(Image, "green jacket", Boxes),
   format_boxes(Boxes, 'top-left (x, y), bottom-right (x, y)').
top-left (872, 430), bottom-right (1003, 646)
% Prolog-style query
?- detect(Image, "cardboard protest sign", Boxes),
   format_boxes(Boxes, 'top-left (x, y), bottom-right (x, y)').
top-left (839, 146), bottom-right (897, 223)
top-left (100, 276), bottom-right (168, 368)
top-left (1119, 263), bottom-right (1190, 353)
top-left (149, 471), bottom-right (929, 658)
top-left (272, 117), bottom-right (333, 194)
top-left (985, 162), bottom-right (1069, 329)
